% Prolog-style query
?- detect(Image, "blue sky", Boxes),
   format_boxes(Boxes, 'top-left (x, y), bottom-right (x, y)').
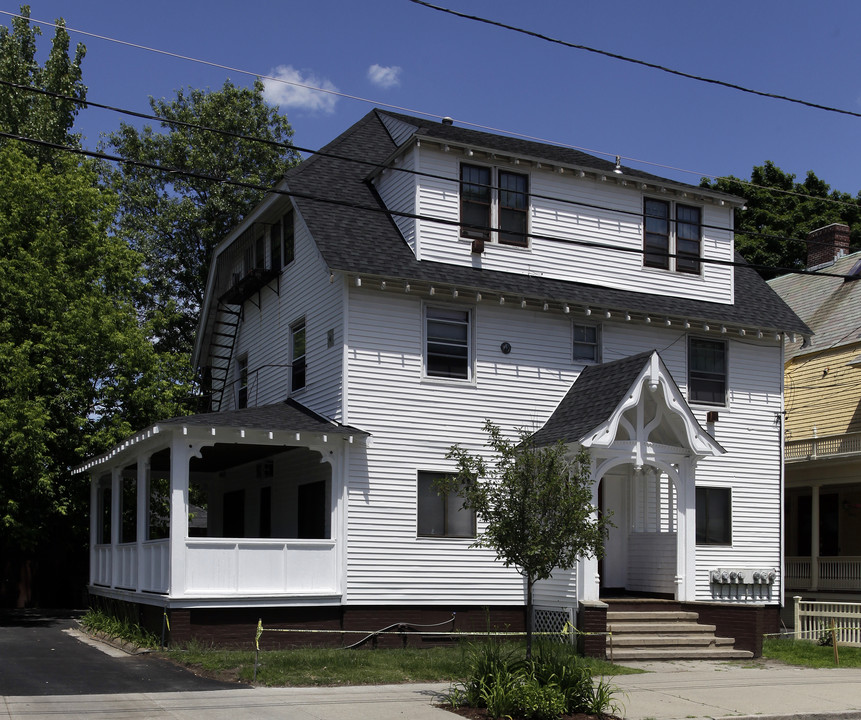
top-left (4, 1), bottom-right (860, 195)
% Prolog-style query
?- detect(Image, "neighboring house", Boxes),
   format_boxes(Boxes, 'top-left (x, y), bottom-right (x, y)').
top-left (769, 225), bottom-right (861, 602)
top-left (79, 110), bottom-right (808, 655)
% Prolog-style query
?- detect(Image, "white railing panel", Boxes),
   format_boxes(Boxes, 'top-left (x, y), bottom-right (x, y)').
top-left (184, 539), bottom-right (339, 597)
top-left (141, 540), bottom-right (169, 593)
top-left (785, 557), bottom-right (811, 589)
top-left (115, 544), bottom-right (137, 589)
top-left (92, 545), bottom-right (112, 586)
top-left (819, 557), bottom-right (861, 591)
top-left (794, 597), bottom-right (861, 647)
top-left (785, 556), bottom-right (861, 591)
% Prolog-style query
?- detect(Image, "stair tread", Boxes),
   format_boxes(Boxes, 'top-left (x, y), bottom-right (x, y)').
top-left (611, 634), bottom-right (736, 647)
top-left (608, 622), bottom-right (717, 633)
top-left (607, 611), bottom-right (699, 621)
top-left (609, 647), bottom-right (754, 660)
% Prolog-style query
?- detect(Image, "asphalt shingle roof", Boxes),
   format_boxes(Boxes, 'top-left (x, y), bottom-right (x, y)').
top-left (157, 398), bottom-right (366, 436)
top-left (531, 351), bottom-right (654, 446)
top-left (286, 110), bottom-right (809, 336)
top-left (768, 251), bottom-right (861, 359)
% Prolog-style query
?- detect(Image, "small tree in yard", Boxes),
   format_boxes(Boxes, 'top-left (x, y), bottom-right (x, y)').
top-left (444, 420), bottom-right (610, 659)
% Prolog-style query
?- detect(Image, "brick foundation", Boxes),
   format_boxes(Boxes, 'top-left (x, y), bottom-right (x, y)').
top-left (681, 602), bottom-right (779, 657)
top-left (577, 601), bottom-right (608, 658)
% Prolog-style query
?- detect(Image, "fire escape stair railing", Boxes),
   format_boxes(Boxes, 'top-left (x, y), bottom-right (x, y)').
top-left (206, 301), bottom-right (242, 412)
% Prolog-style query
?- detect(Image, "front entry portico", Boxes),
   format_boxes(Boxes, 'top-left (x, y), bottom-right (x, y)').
top-left (533, 350), bottom-right (724, 605)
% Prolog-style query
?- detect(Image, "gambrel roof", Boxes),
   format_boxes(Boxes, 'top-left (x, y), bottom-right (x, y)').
top-left (282, 109), bottom-right (809, 337)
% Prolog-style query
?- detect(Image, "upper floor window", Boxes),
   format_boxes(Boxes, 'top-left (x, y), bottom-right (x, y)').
top-left (283, 209), bottom-right (295, 265)
top-left (688, 337), bottom-right (726, 406)
top-left (237, 355), bottom-right (248, 408)
top-left (573, 323), bottom-right (601, 363)
top-left (270, 218), bottom-right (282, 271)
top-left (291, 319), bottom-right (306, 392)
top-left (425, 306), bottom-right (471, 380)
top-left (643, 199), bottom-right (702, 274)
top-left (460, 164), bottom-right (529, 247)
top-left (417, 471), bottom-right (475, 538)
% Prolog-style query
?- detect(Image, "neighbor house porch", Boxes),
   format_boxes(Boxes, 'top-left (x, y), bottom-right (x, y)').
top-left (784, 432), bottom-right (861, 596)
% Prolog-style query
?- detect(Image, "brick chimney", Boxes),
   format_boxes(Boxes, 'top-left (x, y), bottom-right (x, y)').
top-left (806, 223), bottom-right (850, 268)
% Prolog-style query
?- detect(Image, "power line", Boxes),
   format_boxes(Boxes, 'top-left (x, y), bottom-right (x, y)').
top-left (409, 0), bottom-right (861, 121)
top-left (2, 129), bottom-right (857, 282)
top-left (3, 6), bottom-right (851, 195)
top-left (1, 79), bottom-right (855, 255)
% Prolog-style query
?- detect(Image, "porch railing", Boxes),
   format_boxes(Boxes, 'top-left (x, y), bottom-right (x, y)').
top-left (786, 556), bottom-right (861, 591)
top-left (184, 538), bottom-right (338, 596)
top-left (793, 596), bottom-right (861, 646)
top-left (91, 540), bottom-right (169, 592)
top-left (785, 431), bottom-right (861, 462)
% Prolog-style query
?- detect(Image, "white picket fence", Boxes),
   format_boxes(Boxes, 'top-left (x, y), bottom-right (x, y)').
top-left (793, 596), bottom-right (861, 647)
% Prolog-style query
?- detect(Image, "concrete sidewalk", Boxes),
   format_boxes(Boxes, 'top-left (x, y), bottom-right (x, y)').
top-left (3, 659), bottom-right (861, 720)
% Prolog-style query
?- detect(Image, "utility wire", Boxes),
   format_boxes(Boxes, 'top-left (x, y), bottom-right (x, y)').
top-left (409, 0), bottom-right (861, 120)
top-left (1, 79), bottom-right (855, 254)
top-left (2, 129), bottom-right (857, 282)
top-left (3, 7), bottom-right (855, 192)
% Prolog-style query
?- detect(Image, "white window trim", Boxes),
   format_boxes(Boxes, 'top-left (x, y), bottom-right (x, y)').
top-left (422, 302), bottom-right (475, 383)
top-left (687, 335), bottom-right (728, 408)
top-left (459, 162), bottom-right (531, 249)
top-left (572, 322), bottom-right (602, 364)
top-left (643, 197), bottom-right (704, 275)
top-left (290, 318), bottom-right (306, 394)
top-left (416, 470), bottom-right (476, 539)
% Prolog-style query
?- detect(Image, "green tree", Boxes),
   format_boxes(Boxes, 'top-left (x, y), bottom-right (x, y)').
top-left (105, 80), bottom-right (300, 359)
top-left (702, 161), bottom-right (861, 278)
top-left (0, 5), bottom-right (86, 153)
top-left (444, 421), bottom-right (610, 659)
top-left (0, 142), bottom-right (188, 604)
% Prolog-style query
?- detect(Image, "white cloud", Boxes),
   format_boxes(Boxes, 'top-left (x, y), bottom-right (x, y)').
top-left (367, 64), bottom-right (402, 89)
top-left (262, 65), bottom-right (339, 113)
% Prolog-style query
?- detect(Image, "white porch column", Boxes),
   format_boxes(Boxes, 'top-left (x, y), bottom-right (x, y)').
top-left (136, 455), bottom-right (149, 592)
top-left (811, 484), bottom-right (820, 592)
top-left (110, 466), bottom-right (121, 588)
top-left (578, 468), bottom-right (601, 602)
top-left (88, 474), bottom-right (98, 586)
top-left (168, 438), bottom-right (195, 598)
top-left (677, 458), bottom-right (697, 602)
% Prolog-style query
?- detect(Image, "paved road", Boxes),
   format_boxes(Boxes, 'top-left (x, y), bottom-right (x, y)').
top-left (0, 610), bottom-right (236, 696)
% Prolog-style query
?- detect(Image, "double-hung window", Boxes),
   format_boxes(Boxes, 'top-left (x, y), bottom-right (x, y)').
top-left (291, 319), bottom-right (306, 392)
top-left (237, 355), bottom-right (248, 408)
top-left (460, 164), bottom-right (529, 247)
top-left (688, 337), bottom-right (726, 406)
top-left (270, 218), bottom-right (282, 271)
top-left (417, 471), bottom-right (475, 538)
top-left (696, 487), bottom-right (731, 545)
top-left (643, 199), bottom-right (702, 274)
top-left (425, 306), bottom-right (471, 380)
top-left (573, 323), bottom-right (601, 363)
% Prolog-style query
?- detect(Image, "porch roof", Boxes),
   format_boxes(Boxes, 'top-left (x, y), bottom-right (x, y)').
top-left (531, 350), bottom-right (722, 457)
top-left (531, 351), bottom-right (654, 446)
top-left (156, 398), bottom-right (367, 436)
top-left (74, 399), bottom-right (367, 474)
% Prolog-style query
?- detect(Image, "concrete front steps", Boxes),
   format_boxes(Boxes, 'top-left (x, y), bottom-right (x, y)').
top-left (605, 600), bottom-right (754, 661)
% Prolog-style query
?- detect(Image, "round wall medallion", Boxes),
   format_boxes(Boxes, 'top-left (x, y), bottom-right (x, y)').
top-left (500, 342), bottom-right (512, 354)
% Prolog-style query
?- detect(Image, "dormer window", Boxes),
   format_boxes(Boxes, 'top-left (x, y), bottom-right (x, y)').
top-left (644, 199), bottom-right (702, 274)
top-left (460, 164), bottom-right (529, 247)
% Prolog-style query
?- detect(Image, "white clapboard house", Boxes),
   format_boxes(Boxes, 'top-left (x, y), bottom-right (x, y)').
top-left (80, 110), bottom-right (809, 657)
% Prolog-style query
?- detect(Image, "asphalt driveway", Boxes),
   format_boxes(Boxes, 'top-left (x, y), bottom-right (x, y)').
top-left (0, 610), bottom-right (237, 696)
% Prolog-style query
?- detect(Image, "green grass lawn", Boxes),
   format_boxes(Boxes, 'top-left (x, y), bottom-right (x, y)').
top-left (763, 637), bottom-right (861, 668)
top-left (158, 641), bottom-right (642, 687)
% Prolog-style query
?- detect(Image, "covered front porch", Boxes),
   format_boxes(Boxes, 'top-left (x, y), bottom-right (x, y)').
top-left (80, 400), bottom-right (366, 607)
top-left (784, 434), bottom-right (861, 596)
